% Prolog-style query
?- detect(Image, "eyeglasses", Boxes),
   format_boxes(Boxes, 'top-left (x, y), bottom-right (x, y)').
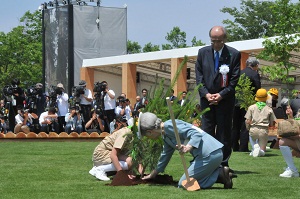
top-left (210, 40), bottom-right (224, 44)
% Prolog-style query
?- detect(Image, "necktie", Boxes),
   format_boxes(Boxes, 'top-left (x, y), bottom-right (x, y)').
top-left (215, 51), bottom-right (219, 72)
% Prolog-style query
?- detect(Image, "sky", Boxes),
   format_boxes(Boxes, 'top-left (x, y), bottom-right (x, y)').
top-left (0, 0), bottom-right (242, 46)
top-left (0, 0), bottom-right (248, 47)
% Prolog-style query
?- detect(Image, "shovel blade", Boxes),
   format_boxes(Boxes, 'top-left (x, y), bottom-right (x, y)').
top-left (182, 178), bottom-right (201, 191)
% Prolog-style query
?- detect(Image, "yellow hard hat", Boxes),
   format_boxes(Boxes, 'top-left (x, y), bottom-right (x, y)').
top-left (255, 88), bottom-right (270, 102)
top-left (268, 88), bottom-right (278, 96)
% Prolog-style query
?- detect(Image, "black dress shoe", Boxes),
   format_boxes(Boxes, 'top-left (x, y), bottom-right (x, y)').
top-left (222, 166), bottom-right (233, 189)
top-left (229, 172), bottom-right (238, 178)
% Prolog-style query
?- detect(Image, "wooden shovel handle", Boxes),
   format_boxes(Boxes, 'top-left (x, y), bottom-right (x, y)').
top-left (166, 97), bottom-right (191, 182)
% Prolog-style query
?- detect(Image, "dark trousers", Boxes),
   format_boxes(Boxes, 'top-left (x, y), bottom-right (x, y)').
top-left (57, 116), bottom-right (66, 133)
top-left (104, 109), bottom-right (116, 132)
top-left (232, 106), bottom-right (249, 152)
top-left (200, 97), bottom-right (234, 167)
top-left (40, 122), bottom-right (59, 133)
top-left (80, 104), bottom-right (91, 131)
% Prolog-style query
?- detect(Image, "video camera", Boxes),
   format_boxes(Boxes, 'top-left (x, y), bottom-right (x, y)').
top-left (93, 81), bottom-right (107, 93)
top-left (72, 86), bottom-right (85, 98)
top-left (2, 78), bottom-right (20, 97)
top-left (2, 85), bottom-right (18, 97)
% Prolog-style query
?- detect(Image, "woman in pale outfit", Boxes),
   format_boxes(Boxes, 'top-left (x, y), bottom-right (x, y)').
top-left (278, 105), bottom-right (300, 177)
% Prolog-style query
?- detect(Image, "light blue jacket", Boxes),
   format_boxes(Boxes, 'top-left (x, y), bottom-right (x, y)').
top-left (156, 119), bottom-right (223, 173)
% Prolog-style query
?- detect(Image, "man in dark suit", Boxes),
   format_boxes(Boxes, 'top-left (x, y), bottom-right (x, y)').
top-left (195, 26), bottom-right (241, 168)
top-left (177, 91), bottom-right (189, 106)
top-left (232, 57), bottom-right (261, 152)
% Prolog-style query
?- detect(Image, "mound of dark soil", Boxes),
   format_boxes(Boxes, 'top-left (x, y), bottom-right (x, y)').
top-left (108, 170), bottom-right (177, 186)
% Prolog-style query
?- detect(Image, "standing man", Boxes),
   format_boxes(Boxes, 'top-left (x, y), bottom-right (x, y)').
top-left (140, 88), bottom-right (148, 107)
top-left (232, 57), bottom-right (261, 152)
top-left (79, 80), bottom-right (93, 130)
top-left (56, 83), bottom-right (69, 133)
top-left (195, 26), bottom-right (241, 168)
top-left (101, 81), bottom-right (116, 132)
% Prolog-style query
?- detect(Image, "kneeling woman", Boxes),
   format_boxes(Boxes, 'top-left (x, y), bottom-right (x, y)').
top-left (139, 112), bottom-right (234, 189)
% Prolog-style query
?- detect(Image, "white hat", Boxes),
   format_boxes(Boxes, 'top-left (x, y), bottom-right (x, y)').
top-left (137, 112), bottom-right (161, 139)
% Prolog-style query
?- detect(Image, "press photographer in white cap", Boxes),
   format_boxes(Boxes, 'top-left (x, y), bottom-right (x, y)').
top-left (56, 83), bottom-right (69, 133)
top-left (139, 112), bottom-right (235, 189)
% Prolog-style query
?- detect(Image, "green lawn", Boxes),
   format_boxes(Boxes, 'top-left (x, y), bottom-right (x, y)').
top-left (0, 141), bottom-right (299, 199)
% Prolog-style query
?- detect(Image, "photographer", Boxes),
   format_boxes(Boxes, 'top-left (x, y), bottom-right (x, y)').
top-left (3, 78), bottom-right (25, 131)
top-left (85, 109), bottom-right (105, 133)
top-left (39, 107), bottom-right (59, 133)
top-left (56, 83), bottom-right (69, 133)
top-left (34, 83), bottom-right (47, 117)
top-left (101, 81), bottom-right (116, 132)
top-left (115, 96), bottom-right (133, 126)
top-left (14, 106), bottom-right (38, 134)
top-left (78, 80), bottom-right (93, 130)
top-left (65, 106), bottom-right (83, 134)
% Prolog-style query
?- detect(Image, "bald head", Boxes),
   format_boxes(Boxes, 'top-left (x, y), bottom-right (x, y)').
top-left (209, 26), bottom-right (227, 51)
top-left (209, 26), bottom-right (227, 38)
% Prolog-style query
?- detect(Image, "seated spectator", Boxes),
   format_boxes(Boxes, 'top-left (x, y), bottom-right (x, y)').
top-left (14, 106), bottom-right (38, 134)
top-left (0, 115), bottom-right (8, 134)
top-left (85, 109), bottom-right (105, 133)
top-left (39, 107), bottom-right (59, 133)
top-left (109, 115), bottom-right (128, 134)
top-left (65, 106), bottom-right (83, 134)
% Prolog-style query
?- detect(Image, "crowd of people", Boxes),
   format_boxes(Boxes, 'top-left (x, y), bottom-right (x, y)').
top-left (2, 25), bottom-right (300, 190)
top-left (88, 26), bottom-right (300, 191)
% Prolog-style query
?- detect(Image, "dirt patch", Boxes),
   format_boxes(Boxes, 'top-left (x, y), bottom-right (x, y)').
top-left (108, 170), bottom-right (178, 186)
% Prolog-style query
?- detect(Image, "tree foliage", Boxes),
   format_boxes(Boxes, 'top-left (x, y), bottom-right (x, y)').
top-left (258, 0), bottom-right (300, 84)
top-left (127, 40), bottom-right (141, 54)
top-left (0, 10), bottom-right (42, 94)
top-left (142, 42), bottom-right (160, 52)
top-left (235, 73), bottom-right (256, 110)
top-left (162, 26), bottom-right (187, 50)
top-left (221, 0), bottom-right (279, 41)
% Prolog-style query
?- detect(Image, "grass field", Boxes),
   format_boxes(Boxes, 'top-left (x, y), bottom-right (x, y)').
top-left (0, 141), bottom-right (300, 199)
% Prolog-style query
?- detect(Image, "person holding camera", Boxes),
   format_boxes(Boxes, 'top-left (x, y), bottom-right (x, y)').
top-left (85, 109), bottom-right (105, 133)
top-left (115, 96), bottom-right (133, 127)
top-left (78, 80), bottom-right (93, 130)
top-left (14, 106), bottom-right (38, 134)
top-left (100, 81), bottom-right (116, 132)
top-left (56, 83), bottom-right (69, 133)
top-left (65, 106), bottom-right (83, 134)
top-left (39, 107), bottom-right (59, 133)
top-left (3, 78), bottom-right (25, 132)
top-left (34, 83), bottom-right (47, 117)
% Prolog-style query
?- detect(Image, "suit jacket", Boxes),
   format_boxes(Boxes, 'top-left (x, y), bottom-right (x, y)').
top-left (195, 44), bottom-right (241, 100)
top-left (241, 67), bottom-right (261, 94)
top-left (177, 99), bottom-right (189, 106)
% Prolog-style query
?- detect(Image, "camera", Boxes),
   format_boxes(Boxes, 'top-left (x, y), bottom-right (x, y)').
top-left (2, 85), bottom-right (18, 97)
top-left (72, 86), bottom-right (85, 98)
top-left (93, 81), bottom-right (107, 93)
top-left (26, 86), bottom-right (38, 97)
